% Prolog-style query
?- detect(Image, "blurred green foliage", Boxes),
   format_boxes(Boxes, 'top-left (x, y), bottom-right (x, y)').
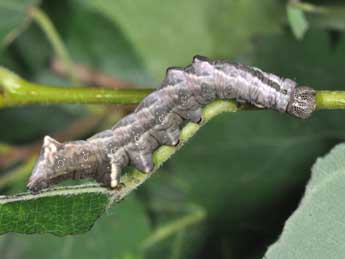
top-left (1, 0), bottom-right (345, 258)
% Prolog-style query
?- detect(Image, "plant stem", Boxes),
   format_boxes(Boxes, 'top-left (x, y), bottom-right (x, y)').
top-left (316, 91), bottom-right (345, 109)
top-left (28, 6), bottom-right (76, 82)
top-left (0, 67), bottom-right (152, 107)
top-left (2, 67), bottom-right (345, 110)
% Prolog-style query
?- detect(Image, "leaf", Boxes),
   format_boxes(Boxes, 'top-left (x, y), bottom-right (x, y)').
top-left (264, 143), bottom-right (345, 258)
top-left (78, 0), bottom-right (282, 79)
top-left (0, 185), bottom-right (112, 236)
top-left (0, 0), bottom-right (40, 46)
top-left (287, 5), bottom-right (309, 39)
top-left (0, 196), bottom-right (150, 259)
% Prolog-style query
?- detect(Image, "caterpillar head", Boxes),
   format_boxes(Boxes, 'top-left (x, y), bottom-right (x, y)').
top-left (286, 86), bottom-right (316, 119)
top-left (27, 136), bottom-right (64, 192)
top-left (28, 136), bottom-right (99, 193)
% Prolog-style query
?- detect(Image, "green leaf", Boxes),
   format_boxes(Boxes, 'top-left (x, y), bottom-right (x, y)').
top-left (0, 185), bottom-right (112, 236)
top-left (264, 143), bottom-right (345, 258)
top-left (0, 0), bottom-right (40, 46)
top-left (287, 5), bottom-right (309, 39)
top-left (0, 196), bottom-right (150, 259)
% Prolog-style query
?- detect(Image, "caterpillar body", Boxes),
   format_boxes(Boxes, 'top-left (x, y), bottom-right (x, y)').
top-left (27, 56), bottom-right (316, 192)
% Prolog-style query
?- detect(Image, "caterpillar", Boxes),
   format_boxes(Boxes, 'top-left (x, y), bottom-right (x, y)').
top-left (27, 56), bottom-right (316, 193)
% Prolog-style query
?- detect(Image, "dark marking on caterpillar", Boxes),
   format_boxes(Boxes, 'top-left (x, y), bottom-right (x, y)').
top-left (27, 56), bottom-right (316, 193)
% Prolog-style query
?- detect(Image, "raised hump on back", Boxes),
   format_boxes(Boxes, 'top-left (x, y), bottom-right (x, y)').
top-left (190, 55), bottom-right (215, 77)
top-left (159, 67), bottom-right (185, 89)
top-left (192, 55), bottom-right (211, 63)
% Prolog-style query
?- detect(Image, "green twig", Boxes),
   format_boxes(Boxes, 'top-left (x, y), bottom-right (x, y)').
top-left (28, 6), bottom-right (76, 82)
top-left (316, 91), bottom-right (345, 109)
top-left (0, 67), bottom-right (152, 107)
top-left (1, 67), bottom-right (345, 110)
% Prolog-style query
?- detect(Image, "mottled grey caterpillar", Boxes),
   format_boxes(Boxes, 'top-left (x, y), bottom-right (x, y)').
top-left (27, 56), bottom-right (316, 192)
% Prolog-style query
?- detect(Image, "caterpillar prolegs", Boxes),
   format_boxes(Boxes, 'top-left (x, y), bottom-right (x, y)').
top-left (27, 56), bottom-right (316, 192)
